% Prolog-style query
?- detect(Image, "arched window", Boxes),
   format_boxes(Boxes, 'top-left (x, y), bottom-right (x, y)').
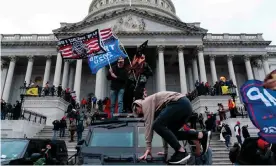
top-left (161, 1), bottom-right (164, 7)
top-left (100, 1), bottom-right (103, 5)
top-left (155, 0), bottom-right (158, 4)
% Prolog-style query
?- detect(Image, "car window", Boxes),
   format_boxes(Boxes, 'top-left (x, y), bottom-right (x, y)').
top-left (138, 127), bottom-right (164, 147)
top-left (1, 140), bottom-right (28, 160)
top-left (89, 127), bottom-right (134, 147)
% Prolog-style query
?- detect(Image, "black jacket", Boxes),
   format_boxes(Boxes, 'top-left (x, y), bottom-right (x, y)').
top-left (107, 65), bottom-right (128, 90)
top-left (52, 120), bottom-right (60, 131)
top-left (242, 126), bottom-right (250, 139)
top-left (222, 125), bottom-right (232, 137)
top-left (60, 119), bottom-right (67, 128)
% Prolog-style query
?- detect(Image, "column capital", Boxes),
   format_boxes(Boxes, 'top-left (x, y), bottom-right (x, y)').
top-left (1, 60), bottom-right (8, 69)
top-left (227, 54), bottom-right (234, 61)
top-left (45, 55), bottom-right (52, 60)
top-left (243, 55), bottom-right (251, 62)
top-left (27, 55), bottom-right (34, 62)
top-left (261, 54), bottom-right (269, 61)
top-left (177, 45), bottom-right (185, 53)
top-left (252, 59), bottom-right (263, 68)
top-left (196, 45), bottom-right (204, 52)
top-left (209, 55), bottom-right (216, 61)
top-left (8, 56), bottom-right (17, 62)
top-left (157, 45), bottom-right (165, 52)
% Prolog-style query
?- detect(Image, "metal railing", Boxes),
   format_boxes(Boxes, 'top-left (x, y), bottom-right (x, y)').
top-left (21, 109), bottom-right (47, 124)
top-left (20, 86), bottom-right (66, 98)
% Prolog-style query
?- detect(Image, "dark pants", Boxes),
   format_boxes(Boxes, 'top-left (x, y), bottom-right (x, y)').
top-left (77, 131), bottom-right (82, 142)
top-left (199, 120), bottom-right (205, 129)
top-left (70, 130), bottom-right (75, 141)
top-left (152, 97), bottom-right (199, 152)
top-left (225, 135), bottom-right (231, 147)
top-left (59, 128), bottom-right (65, 137)
top-left (236, 135), bottom-right (242, 146)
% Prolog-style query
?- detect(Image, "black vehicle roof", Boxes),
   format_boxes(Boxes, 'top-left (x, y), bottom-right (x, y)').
top-left (1, 138), bottom-right (65, 143)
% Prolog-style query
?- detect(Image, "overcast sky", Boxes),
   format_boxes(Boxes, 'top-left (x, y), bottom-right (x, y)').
top-left (0, 0), bottom-right (275, 44)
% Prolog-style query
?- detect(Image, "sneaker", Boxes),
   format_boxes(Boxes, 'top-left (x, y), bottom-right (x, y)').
top-left (200, 131), bottom-right (211, 154)
top-left (168, 151), bottom-right (191, 164)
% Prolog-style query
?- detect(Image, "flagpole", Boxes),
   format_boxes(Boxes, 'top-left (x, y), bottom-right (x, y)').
top-left (129, 0), bottom-right (131, 6)
top-left (112, 32), bottom-right (137, 82)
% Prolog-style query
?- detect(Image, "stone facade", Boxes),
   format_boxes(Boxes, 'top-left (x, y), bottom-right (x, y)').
top-left (1, 0), bottom-right (276, 104)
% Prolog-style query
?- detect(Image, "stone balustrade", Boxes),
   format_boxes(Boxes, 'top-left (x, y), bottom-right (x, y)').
top-left (1, 34), bottom-right (57, 41)
top-left (204, 33), bottom-right (264, 41)
top-left (266, 45), bottom-right (276, 52)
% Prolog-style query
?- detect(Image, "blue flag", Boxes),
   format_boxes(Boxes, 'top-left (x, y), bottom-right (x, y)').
top-left (240, 80), bottom-right (276, 143)
top-left (88, 38), bottom-right (127, 74)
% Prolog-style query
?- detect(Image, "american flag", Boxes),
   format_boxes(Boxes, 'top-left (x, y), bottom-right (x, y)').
top-left (100, 28), bottom-right (117, 42)
top-left (57, 29), bottom-right (106, 59)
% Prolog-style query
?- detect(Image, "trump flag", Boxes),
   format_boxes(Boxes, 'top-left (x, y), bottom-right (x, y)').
top-left (240, 80), bottom-right (276, 143)
top-left (88, 37), bottom-right (127, 74)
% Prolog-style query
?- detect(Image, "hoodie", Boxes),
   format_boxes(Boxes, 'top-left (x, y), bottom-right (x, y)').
top-left (132, 91), bottom-right (185, 150)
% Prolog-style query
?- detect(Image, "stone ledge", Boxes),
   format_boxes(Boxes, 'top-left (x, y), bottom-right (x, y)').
top-left (23, 97), bottom-right (70, 126)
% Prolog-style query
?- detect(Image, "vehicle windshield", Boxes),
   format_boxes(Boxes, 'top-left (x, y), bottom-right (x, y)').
top-left (1, 140), bottom-right (28, 160)
top-left (89, 127), bottom-right (134, 147)
top-left (138, 127), bottom-right (163, 147)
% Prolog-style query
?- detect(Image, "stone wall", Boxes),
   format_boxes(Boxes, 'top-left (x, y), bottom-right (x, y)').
top-left (1, 120), bottom-right (45, 138)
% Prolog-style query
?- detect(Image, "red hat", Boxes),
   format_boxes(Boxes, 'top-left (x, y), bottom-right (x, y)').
top-left (237, 121), bottom-right (240, 125)
top-left (207, 116), bottom-right (211, 119)
top-left (257, 138), bottom-right (269, 150)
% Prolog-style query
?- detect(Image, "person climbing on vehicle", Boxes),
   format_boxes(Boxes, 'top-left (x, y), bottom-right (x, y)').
top-left (132, 91), bottom-right (211, 164)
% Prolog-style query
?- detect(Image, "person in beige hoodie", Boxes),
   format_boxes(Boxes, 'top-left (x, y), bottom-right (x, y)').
top-left (132, 91), bottom-right (211, 164)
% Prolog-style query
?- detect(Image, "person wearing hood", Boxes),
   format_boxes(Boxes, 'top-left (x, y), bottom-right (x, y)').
top-left (132, 91), bottom-right (211, 164)
top-left (242, 125), bottom-right (250, 139)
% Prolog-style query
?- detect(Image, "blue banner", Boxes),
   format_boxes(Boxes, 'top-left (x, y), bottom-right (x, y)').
top-left (88, 39), bottom-right (127, 74)
top-left (240, 80), bottom-right (276, 143)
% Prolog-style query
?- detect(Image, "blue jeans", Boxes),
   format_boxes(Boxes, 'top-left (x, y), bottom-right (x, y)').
top-left (52, 130), bottom-right (58, 140)
top-left (110, 89), bottom-right (124, 116)
top-left (77, 132), bottom-right (82, 142)
top-left (236, 135), bottom-right (242, 146)
top-left (225, 135), bottom-right (231, 147)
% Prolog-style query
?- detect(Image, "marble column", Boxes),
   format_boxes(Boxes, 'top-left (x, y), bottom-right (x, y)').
top-left (157, 45), bottom-right (166, 91)
top-left (24, 56), bottom-right (34, 85)
top-left (53, 53), bottom-right (63, 87)
top-left (187, 65), bottom-right (193, 92)
top-left (61, 60), bottom-right (70, 89)
top-left (1, 61), bottom-right (8, 98)
top-left (261, 54), bottom-right (271, 75)
top-left (68, 65), bottom-right (75, 91)
top-left (197, 46), bottom-right (207, 83)
top-left (252, 59), bottom-right (264, 81)
top-left (227, 55), bottom-right (237, 87)
top-left (156, 58), bottom-right (160, 92)
top-left (43, 55), bottom-right (52, 86)
top-left (244, 55), bottom-right (254, 80)
top-left (74, 59), bottom-right (82, 103)
top-left (2, 56), bottom-right (16, 102)
top-left (209, 55), bottom-right (218, 84)
top-left (95, 68), bottom-right (106, 100)
top-left (192, 57), bottom-right (199, 83)
top-left (177, 46), bottom-right (187, 94)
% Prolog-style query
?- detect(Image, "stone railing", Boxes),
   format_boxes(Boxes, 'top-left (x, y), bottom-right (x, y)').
top-left (1, 34), bottom-right (57, 41)
top-left (266, 45), bottom-right (276, 52)
top-left (204, 33), bottom-right (264, 41)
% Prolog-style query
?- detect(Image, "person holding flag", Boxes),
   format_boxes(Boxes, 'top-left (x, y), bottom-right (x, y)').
top-left (107, 57), bottom-right (128, 116)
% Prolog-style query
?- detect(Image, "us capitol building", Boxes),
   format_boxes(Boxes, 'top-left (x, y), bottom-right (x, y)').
top-left (1, 0), bottom-right (276, 104)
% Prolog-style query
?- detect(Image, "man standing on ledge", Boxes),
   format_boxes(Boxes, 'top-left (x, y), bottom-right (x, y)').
top-left (107, 57), bottom-right (128, 116)
top-left (132, 91), bottom-right (211, 164)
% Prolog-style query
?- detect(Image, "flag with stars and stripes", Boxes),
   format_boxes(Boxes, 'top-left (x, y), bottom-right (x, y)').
top-left (100, 28), bottom-right (117, 42)
top-left (57, 29), bottom-right (106, 59)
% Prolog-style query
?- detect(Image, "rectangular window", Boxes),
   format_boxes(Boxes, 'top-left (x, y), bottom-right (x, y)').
top-left (89, 127), bottom-right (134, 147)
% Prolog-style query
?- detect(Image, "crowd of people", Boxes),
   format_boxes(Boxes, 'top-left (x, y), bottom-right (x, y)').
top-left (1, 99), bottom-right (22, 120)
top-left (186, 79), bottom-right (236, 102)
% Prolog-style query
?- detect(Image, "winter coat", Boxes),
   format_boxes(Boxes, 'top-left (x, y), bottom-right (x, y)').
top-left (242, 126), bottom-right (250, 139)
top-left (52, 120), bottom-right (60, 131)
top-left (59, 119), bottom-right (67, 128)
top-left (69, 121), bottom-right (77, 131)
